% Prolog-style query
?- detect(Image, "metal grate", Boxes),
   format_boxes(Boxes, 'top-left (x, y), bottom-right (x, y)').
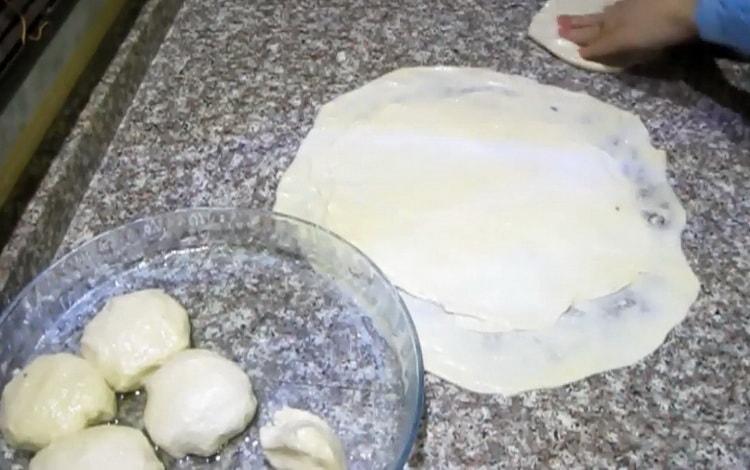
top-left (0, 0), bottom-right (60, 78)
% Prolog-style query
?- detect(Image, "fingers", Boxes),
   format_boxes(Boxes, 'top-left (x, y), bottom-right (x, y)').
top-left (559, 24), bottom-right (600, 46)
top-left (557, 14), bottom-right (604, 47)
top-left (555, 2), bottom-right (632, 62)
top-left (557, 13), bottom-right (603, 29)
top-left (579, 29), bottom-right (630, 60)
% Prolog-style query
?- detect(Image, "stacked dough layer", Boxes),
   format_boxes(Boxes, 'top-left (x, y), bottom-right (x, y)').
top-left (274, 67), bottom-right (699, 395)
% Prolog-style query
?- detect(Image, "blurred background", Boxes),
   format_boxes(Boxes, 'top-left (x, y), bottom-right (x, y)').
top-left (0, 0), bottom-right (145, 247)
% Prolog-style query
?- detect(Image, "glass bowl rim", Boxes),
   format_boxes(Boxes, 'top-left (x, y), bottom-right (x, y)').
top-left (0, 206), bottom-right (425, 468)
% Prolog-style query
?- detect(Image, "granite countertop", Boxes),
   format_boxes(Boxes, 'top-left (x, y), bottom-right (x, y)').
top-left (3, 0), bottom-right (750, 467)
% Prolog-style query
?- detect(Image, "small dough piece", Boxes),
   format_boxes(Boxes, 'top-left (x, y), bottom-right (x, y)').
top-left (81, 288), bottom-right (191, 392)
top-left (0, 353), bottom-right (116, 450)
top-left (143, 349), bottom-right (256, 458)
top-left (29, 425), bottom-right (164, 470)
top-left (260, 407), bottom-right (346, 470)
top-left (529, 0), bottom-right (621, 72)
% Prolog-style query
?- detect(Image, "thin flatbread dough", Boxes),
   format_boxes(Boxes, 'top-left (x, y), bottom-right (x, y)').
top-left (276, 67), bottom-right (683, 332)
top-left (402, 253), bottom-right (697, 394)
top-left (529, 0), bottom-right (621, 73)
top-left (274, 67), bottom-right (699, 394)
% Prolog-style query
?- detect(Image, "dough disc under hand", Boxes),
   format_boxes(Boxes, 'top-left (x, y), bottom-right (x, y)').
top-left (528, 0), bottom-right (622, 72)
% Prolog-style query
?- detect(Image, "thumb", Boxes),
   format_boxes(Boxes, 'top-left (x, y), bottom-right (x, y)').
top-left (579, 28), bottom-right (629, 60)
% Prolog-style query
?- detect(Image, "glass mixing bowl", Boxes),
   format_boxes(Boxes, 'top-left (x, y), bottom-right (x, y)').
top-left (0, 208), bottom-right (424, 469)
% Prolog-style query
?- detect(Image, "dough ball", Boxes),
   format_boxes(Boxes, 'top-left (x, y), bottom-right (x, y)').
top-left (260, 407), bottom-right (346, 470)
top-left (143, 349), bottom-right (256, 458)
top-left (29, 425), bottom-right (163, 470)
top-left (0, 353), bottom-right (116, 450)
top-left (81, 288), bottom-right (191, 392)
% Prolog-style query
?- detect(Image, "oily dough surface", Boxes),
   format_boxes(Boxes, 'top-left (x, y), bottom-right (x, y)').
top-left (81, 288), bottom-right (191, 392)
top-left (274, 67), bottom-right (699, 394)
top-left (278, 67), bottom-right (665, 333)
top-left (529, 0), bottom-right (621, 72)
top-left (143, 348), bottom-right (257, 458)
top-left (29, 425), bottom-right (164, 470)
top-left (260, 407), bottom-right (346, 470)
top-left (0, 353), bottom-right (116, 450)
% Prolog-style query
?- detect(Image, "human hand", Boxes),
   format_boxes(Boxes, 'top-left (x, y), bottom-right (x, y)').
top-left (557, 0), bottom-right (698, 64)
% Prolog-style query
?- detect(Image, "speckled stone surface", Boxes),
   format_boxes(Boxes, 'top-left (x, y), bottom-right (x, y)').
top-left (0, 0), bottom-right (184, 309)
top-left (4, 0), bottom-right (750, 467)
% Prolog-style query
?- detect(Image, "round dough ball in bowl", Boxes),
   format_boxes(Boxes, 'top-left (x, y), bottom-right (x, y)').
top-left (29, 425), bottom-right (163, 470)
top-left (81, 288), bottom-right (191, 392)
top-left (143, 348), bottom-right (257, 458)
top-left (0, 353), bottom-right (116, 450)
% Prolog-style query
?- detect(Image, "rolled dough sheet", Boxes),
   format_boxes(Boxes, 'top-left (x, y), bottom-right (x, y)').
top-left (274, 67), bottom-right (699, 394)
top-left (402, 250), bottom-right (697, 394)
top-left (529, 0), bottom-right (621, 73)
